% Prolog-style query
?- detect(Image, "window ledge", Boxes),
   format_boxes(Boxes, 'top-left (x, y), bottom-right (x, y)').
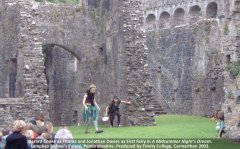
top-left (0, 98), bottom-right (26, 105)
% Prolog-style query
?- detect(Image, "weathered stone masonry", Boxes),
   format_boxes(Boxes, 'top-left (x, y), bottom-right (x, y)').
top-left (0, 0), bottom-right (49, 127)
top-left (222, 0), bottom-right (240, 140)
top-left (122, 0), bottom-right (155, 126)
top-left (0, 0), bottom-right (156, 127)
top-left (143, 0), bottom-right (240, 140)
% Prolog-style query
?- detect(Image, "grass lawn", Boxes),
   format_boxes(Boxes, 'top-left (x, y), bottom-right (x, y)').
top-left (54, 115), bottom-right (240, 149)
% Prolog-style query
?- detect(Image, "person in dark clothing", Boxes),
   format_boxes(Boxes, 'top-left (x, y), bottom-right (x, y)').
top-left (5, 120), bottom-right (29, 149)
top-left (29, 113), bottom-right (45, 129)
top-left (106, 96), bottom-right (131, 127)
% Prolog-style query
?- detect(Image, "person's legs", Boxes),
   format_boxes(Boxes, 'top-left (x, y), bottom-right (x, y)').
top-left (93, 106), bottom-right (103, 133)
top-left (220, 129), bottom-right (225, 138)
top-left (117, 114), bottom-right (121, 126)
top-left (94, 119), bottom-right (103, 133)
top-left (93, 116), bottom-right (99, 131)
top-left (109, 114), bottom-right (115, 127)
top-left (84, 117), bottom-right (91, 133)
top-left (82, 106), bottom-right (91, 133)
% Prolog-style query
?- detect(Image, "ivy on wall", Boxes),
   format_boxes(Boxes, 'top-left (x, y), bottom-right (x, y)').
top-left (227, 60), bottom-right (240, 78)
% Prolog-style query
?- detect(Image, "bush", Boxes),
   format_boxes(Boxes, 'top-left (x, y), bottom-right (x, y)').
top-left (227, 60), bottom-right (240, 78)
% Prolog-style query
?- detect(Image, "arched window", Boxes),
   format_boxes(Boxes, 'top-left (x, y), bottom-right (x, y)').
top-left (173, 8), bottom-right (185, 26)
top-left (189, 5), bottom-right (201, 24)
top-left (145, 14), bottom-right (156, 30)
top-left (234, 0), bottom-right (240, 10)
top-left (206, 2), bottom-right (218, 18)
top-left (159, 11), bottom-right (171, 29)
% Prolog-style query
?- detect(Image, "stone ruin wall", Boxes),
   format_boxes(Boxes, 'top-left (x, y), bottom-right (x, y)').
top-left (35, 2), bottom-right (105, 126)
top-left (0, 0), bottom-right (156, 127)
top-left (143, 0), bottom-right (240, 140)
top-left (0, 0), bottom-right (113, 126)
top-left (0, 0), bottom-right (49, 127)
top-left (143, 0), bottom-right (229, 115)
top-left (121, 0), bottom-right (155, 125)
top-left (222, 0), bottom-right (240, 140)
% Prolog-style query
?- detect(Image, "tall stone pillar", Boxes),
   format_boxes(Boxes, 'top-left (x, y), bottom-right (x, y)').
top-left (18, 0), bottom-right (49, 119)
top-left (122, 0), bottom-right (155, 126)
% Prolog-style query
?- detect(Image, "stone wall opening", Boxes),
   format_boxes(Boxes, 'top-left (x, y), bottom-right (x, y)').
top-left (226, 55), bottom-right (231, 63)
top-left (189, 5), bottom-right (201, 24)
top-left (43, 44), bottom-right (80, 126)
top-left (206, 2), bottom-right (218, 18)
top-left (87, 0), bottom-right (100, 8)
top-left (159, 11), bottom-right (171, 29)
top-left (8, 58), bottom-right (17, 98)
top-left (145, 14), bottom-right (156, 30)
top-left (237, 96), bottom-right (240, 104)
top-left (173, 8), bottom-right (185, 26)
top-left (235, 1), bottom-right (240, 9)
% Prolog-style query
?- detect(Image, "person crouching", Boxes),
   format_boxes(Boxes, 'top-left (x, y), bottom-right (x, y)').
top-left (106, 96), bottom-right (131, 127)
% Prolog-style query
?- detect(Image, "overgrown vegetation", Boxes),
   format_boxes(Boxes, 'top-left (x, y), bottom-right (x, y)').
top-left (35, 0), bottom-right (80, 4)
top-left (89, 10), bottom-right (106, 35)
top-left (227, 60), bottom-right (240, 78)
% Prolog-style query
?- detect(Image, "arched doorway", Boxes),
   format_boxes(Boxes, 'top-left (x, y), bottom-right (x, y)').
top-left (42, 44), bottom-right (80, 126)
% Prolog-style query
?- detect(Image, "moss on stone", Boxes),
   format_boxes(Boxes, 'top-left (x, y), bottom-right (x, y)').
top-left (89, 10), bottom-right (106, 35)
top-left (224, 22), bottom-right (229, 35)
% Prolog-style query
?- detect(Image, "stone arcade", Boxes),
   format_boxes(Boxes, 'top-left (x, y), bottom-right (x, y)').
top-left (0, 0), bottom-right (239, 140)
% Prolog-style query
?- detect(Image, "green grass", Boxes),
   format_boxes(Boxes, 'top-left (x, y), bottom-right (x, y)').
top-left (54, 115), bottom-right (240, 149)
top-left (56, 115), bottom-right (217, 138)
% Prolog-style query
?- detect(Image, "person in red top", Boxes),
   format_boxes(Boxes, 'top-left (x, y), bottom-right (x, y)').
top-left (105, 96), bottom-right (131, 127)
top-left (25, 123), bottom-right (37, 140)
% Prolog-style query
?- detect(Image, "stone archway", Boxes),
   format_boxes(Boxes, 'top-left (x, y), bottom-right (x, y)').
top-left (206, 2), bottom-right (218, 18)
top-left (189, 5), bottom-right (201, 24)
top-left (42, 44), bottom-right (80, 126)
top-left (42, 43), bottom-right (81, 60)
top-left (173, 8), bottom-right (185, 26)
top-left (159, 11), bottom-right (171, 29)
top-left (145, 14), bottom-right (156, 30)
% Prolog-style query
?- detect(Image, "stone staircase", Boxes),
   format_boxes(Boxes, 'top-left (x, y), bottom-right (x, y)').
top-left (146, 100), bottom-right (167, 116)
